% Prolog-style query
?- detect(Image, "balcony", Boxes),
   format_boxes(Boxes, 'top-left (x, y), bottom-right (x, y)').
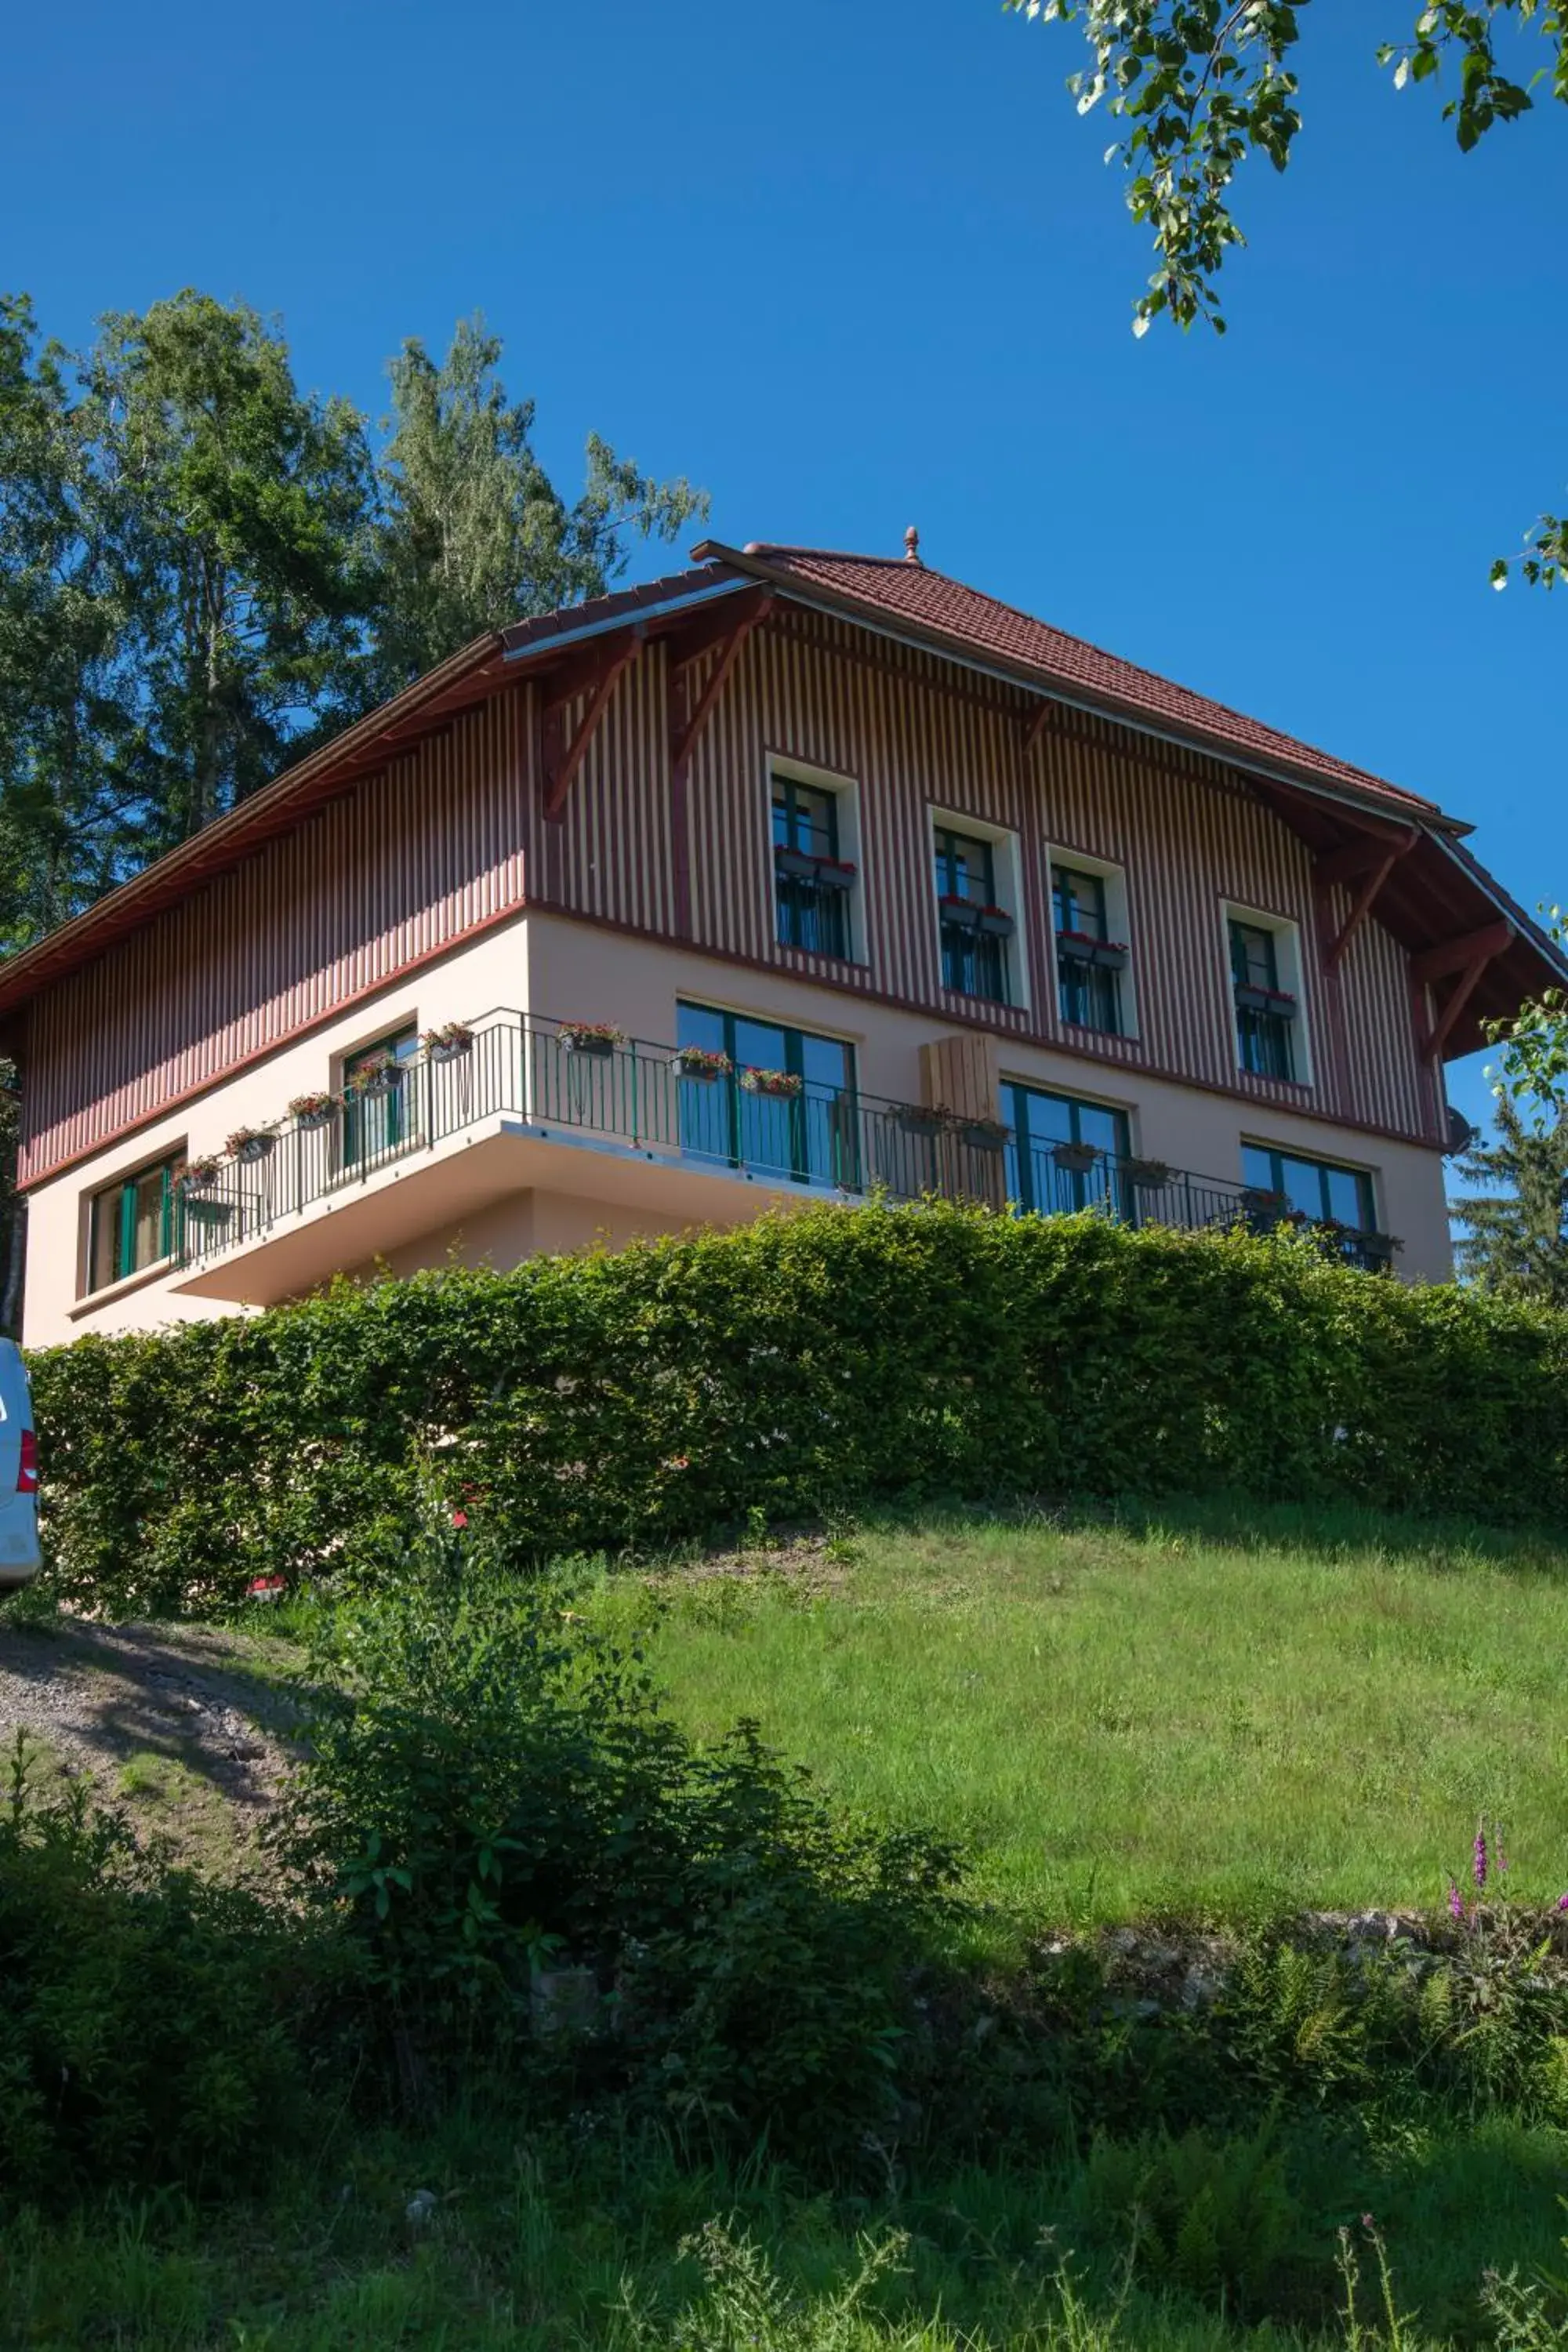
top-left (165, 1007), bottom-right (1392, 1302)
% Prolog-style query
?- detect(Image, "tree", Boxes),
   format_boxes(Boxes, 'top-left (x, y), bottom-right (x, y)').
top-left (1450, 1090), bottom-right (1568, 1305)
top-left (1003, 0), bottom-right (1568, 588)
top-left (365, 314), bottom-right (706, 701)
top-left (85, 290), bottom-right (378, 847)
top-left (0, 296), bottom-right (144, 947)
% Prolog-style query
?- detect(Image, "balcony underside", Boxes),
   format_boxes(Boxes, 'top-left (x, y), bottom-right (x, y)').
top-left (169, 1116), bottom-right (831, 1306)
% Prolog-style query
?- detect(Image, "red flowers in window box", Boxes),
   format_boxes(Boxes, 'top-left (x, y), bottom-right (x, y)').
top-left (739, 1066), bottom-right (803, 1098)
top-left (557, 1021), bottom-right (625, 1057)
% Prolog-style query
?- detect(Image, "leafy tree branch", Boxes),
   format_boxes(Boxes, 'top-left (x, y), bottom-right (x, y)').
top-left (1003, 0), bottom-right (1566, 586)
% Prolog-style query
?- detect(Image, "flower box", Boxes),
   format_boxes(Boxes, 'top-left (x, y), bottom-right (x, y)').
top-left (1057, 930), bottom-right (1129, 972)
top-left (960, 1117), bottom-right (1009, 1151)
top-left (346, 1053), bottom-right (403, 1098)
top-left (181, 1196), bottom-right (234, 1226)
top-left (812, 858), bottom-right (857, 894)
top-left (740, 1066), bottom-right (803, 1099)
top-left (558, 1022), bottom-right (623, 1058)
top-left (1241, 1187), bottom-right (1289, 1229)
top-left (1235, 983), bottom-right (1297, 1018)
top-left (672, 1047), bottom-right (732, 1083)
top-left (938, 895), bottom-right (982, 931)
top-left (176, 1156), bottom-right (223, 1194)
top-left (773, 844), bottom-right (819, 882)
top-left (1123, 1157), bottom-right (1173, 1189)
top-left (226, 1127), bottom-right (275, 1163)
top-left (422, 1021), bottom-right (474, 1063)
top-left (898, 1104), bottom-right (952, 1138)
top-left (1051, 1141), bottom-right (1100, 1174)
top-left (975, 905), bottom-right (1015, 940)
top-left (289, 1092), bottom-right (338, 1129)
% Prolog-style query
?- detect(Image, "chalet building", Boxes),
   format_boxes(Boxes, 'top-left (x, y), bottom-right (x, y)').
top-left (2, 534), bottom-right (1559, 1349)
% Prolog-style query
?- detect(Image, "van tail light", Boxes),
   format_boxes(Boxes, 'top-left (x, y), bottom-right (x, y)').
top-left (17, 1430), bottom-right (38, 1495)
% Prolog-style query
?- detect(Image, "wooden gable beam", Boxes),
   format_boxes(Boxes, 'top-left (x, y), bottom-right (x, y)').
top-left (1410, 919), bottom-right (1514, 986)
top-left (669, 593), bottom-right (771, 779)
top-left (1317, 826), bottom-right (1418, 975)
top-left (541, 629), bottom-right (643, 819)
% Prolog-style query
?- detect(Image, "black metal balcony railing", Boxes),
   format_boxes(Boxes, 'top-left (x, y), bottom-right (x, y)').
top-left (169, 1007), bottom-right (1389, 1273)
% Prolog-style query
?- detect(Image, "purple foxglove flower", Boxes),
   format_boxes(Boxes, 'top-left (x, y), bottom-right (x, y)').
top-left (1474, 1828), bottom-right (1489, 1893)
top-left (1557, 1893), bottom-right (1568, 1913)
top-left (1448, 1879), bottom-right (1465, 1921)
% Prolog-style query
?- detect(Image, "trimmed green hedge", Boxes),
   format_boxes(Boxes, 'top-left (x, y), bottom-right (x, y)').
top-left (26, 1200), bottom-right (1568, 1613)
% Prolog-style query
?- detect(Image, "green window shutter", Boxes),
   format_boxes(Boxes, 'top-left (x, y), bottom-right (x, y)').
top-left (116, 1180), bottom-right (136, 1283)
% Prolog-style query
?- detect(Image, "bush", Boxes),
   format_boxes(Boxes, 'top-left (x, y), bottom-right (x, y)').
top-left (276, 1506), bottom-right (964, 2161)
top-left (0, 1736), bottom-right (336, 2205)
top-left (26, 1201), bottom-right (1568, 1617)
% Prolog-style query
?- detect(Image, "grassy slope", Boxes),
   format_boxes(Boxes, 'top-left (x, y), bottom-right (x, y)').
top-left (583, 1501), bottom-right (1568, 1929)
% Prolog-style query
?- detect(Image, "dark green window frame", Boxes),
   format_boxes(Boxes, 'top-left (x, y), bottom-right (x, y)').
top-left (1241, 1142), bottom-right (1374, 1232)
top-left (934, 824), bottom-right (1007, 1004)
top-left (341, 1025), bottom-right (419, 1163)
top-left (1003, 1084), bottom-right (1131, 1218)
top-left (771, 769), bottom-right (849, 958)
top-left (676, 1002), bottom-right (859, 1188)
top-left (88, 1153), bottom-right (183, 1291)
top-left (1229, 917), bottom-right (1296, 1082)
top-left (1052, 862), bottom-right (1121, 1036)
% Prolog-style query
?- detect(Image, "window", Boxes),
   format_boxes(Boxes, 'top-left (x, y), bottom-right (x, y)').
top-left (933, 824), bottom-right (1010, 1004)
top-left (87, 1152), bottom-right (185, 1292)
top-left (771, 769), bottom-right (851, 958)
top-left (1241, 1141), bottom-right (1381, 1265)
top-left (1242, 1142), bottom-right (1374, 1231)
top-left (1051, 862), bottom-right (1123, 1036)
top-left (1227, 913), bottom-right (1303, 1083)
top-left (677, 1002), bottom-right (858, 1188)
top-left (341, 1025), bottom-right (419, 1164)
top-left (1004, 1083), bottom-right (1130, 1218)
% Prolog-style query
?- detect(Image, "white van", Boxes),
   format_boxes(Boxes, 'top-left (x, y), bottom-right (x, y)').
top-left (0, 1338), bottom-right (42, 1588)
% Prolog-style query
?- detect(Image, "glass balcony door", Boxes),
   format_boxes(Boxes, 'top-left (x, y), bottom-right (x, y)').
top-left (677, 1004), bottom-right (858, 1187)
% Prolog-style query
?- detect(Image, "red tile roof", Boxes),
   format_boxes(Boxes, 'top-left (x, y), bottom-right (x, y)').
top-left (705, 542), bottom-right (1447, 829)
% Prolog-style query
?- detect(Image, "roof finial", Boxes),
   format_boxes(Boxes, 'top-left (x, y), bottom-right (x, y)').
top-left (904, 524), bottom-right (922, 566)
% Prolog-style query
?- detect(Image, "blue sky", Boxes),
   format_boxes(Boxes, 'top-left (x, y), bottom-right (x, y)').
top-left (7, 0), bottom-right (1564, 1140)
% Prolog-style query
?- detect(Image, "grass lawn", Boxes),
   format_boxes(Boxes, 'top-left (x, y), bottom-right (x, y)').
top-left (581, 1498), bottom-right (1568, 1930)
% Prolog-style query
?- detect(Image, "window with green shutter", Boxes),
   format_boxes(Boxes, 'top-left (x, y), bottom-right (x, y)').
top-left (87, 1152), bottom-right (186, 1292)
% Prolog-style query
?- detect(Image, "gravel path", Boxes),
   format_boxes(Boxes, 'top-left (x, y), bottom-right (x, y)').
top-left (0, 1614), bottom-right (300, 1867)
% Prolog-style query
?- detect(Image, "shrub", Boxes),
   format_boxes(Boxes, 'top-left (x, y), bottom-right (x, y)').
top-left (276, 1505), bottom-right (964, 2161)
top-left (0, 1735), bottom-right (335, 2205)
top-left (26, 1200), bottom-right (1568, 1618)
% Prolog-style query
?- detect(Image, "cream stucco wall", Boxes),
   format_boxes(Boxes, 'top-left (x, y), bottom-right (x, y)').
top-left (20, 902), bottom-right (1454, 1348)
top-left (524, 913), bottom-right (1455, 1283)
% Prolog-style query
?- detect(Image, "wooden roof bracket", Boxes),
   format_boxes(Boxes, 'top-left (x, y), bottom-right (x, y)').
top-left (1316, 825), bottom-right (1419, 975)
top-left (1411, 918), bottom-right (1515, 1062)
top-left (668, 592), bottom-right (772, 779)
top-left (541, 626), bottom-right (644, 820)
top-left (1020, 698), bottom-right (1062, 759)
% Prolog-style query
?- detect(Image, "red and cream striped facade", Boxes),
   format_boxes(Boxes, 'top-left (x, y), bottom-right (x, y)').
top-left (10, 543), bottom-right (1554, 1340)
top-left (21, 605), bottom-right (1445, 1189)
